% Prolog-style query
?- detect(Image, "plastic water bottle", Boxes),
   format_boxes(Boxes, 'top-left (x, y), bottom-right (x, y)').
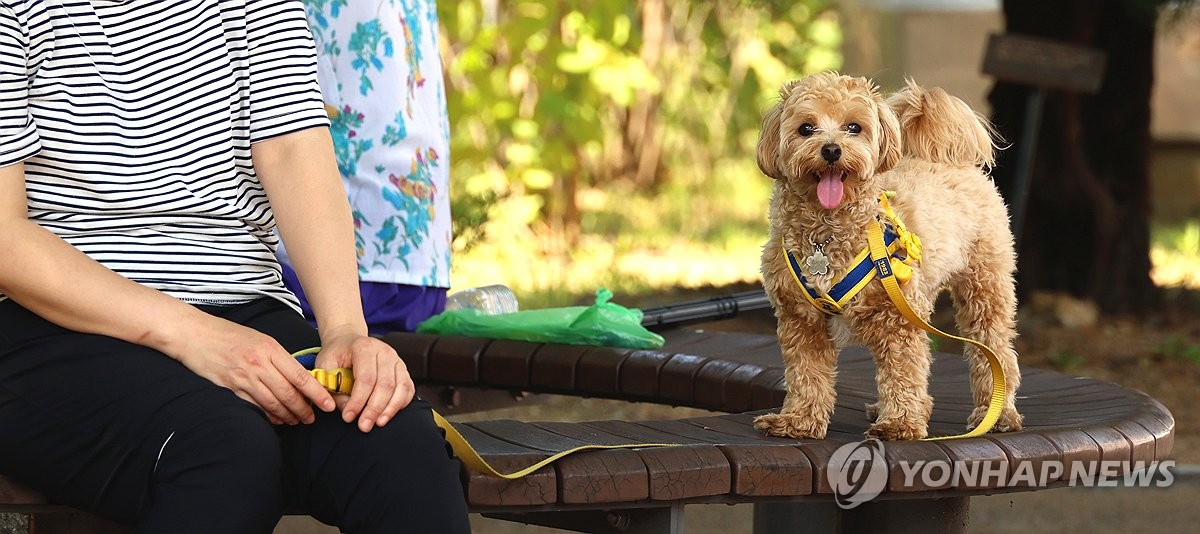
top-left (444, 284), bottom-right (519, 315)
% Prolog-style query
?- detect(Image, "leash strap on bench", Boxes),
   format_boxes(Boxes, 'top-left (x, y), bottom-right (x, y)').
top-left (292, 348), bottom-right (678, 479)
top-left (865, 221), bottom-right (1007, 441)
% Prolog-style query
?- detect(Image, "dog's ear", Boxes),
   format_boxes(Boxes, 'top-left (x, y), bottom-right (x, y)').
top-left (757, 103), bottom-right (784, 180)
top-left (873, 94), bottom-right (902, 175)
top-left (757, 81), bottom-right (803, 180)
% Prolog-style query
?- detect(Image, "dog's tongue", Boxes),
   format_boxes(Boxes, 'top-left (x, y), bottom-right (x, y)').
top-left (817, 169), bottom-right (845, 210)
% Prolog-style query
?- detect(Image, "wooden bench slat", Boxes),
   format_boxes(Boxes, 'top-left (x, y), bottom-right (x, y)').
top-left (721, 364), bottom-right (772, 413)
top-left (465, 420), bottom-right (651, 505)
top-left (380, 331), bottom-right (438, 379)
top-left (985, 433), bottom-right (1064, 489)
top-left (1032, 429), bottom-right (1103, 482)
top-left (468, 419), bottom-right (590, 452)
top-left (552, 420), bottom-right (733, 501)
top-left (529, 343), bottom-right (590, 392)
top-left (798, 440), bottom-right (855, 495)
top-left (1079, 426), bottom-right (1133, 464)
top-left (1131, 403), bottom-right (1176, 461)
top-left (574, 347), bottom-right (635, 396)
top-left (882, 440), bottom-right (957, 492)
top-left (447, 423), bottom-right (558, 506)
top-left (1110, 419), bottom-right (1158, 465)
top-left (720, 444), bottom-right (815, 497)
top-left (618, 350), bottom-right (672, 399)
top-left (657, 353), bottom-right (711, 406)
top-left (658, 331), bottom-right (783, 367)
top-left (425, 335), bottom-right (488, 383)
top-left (638, 445), bottom-right (733, 500)
top-left (932, 439), bottom-right (1011, 490)
top-left (632, 419), bottom-right (769, 445)
top-left (553, 450), bottom-right (650, 504)
top-left (597, 419), bottom-right (817, 497)
top-left (749, 370), bottom-right (787, 411)
top-left (692, 359), bottom-right (744, 411)
top-left (478, 339), bottom-right (542, 388)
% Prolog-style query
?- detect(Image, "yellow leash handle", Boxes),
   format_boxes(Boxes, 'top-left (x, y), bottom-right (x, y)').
top-left (865, 221), bottom-right (1007, 440)
top-left (310, 368), bottom-right (354, 395)
top-left (294, 349), bottom-right (677, 479)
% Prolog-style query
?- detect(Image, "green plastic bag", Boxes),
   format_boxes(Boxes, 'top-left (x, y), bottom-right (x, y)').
top-left (416, 288), bottom-right (664, 350)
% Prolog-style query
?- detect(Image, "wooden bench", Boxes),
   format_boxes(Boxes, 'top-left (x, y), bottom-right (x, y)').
top-left (1, 328), bottom-right (1176, 533)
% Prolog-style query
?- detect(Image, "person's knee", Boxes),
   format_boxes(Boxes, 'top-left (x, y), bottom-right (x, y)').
top-left (137, 397), bottom-right (284, 533)
top-left (370, 401), bottom-right (461, 481)
top-left (150, 395), bottom-right (284, 517)
top-left (332, 401), bottom-right (468, 532)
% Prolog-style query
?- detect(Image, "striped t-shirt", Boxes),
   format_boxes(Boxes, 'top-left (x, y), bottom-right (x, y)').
top-left (0, 0), bottom-right (330, 309)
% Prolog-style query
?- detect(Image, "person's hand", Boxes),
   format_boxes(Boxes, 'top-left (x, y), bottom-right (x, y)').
top-left (313, 329), bottom-right (414, 432)
top-left (170, 314), bottom-right (336, 425)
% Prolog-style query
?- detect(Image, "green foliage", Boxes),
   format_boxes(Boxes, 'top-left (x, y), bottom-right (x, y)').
top-left (1152, 219), bottom-right (1200, 256)
top-left (1156, 335), bottom-right (1200, 364)
top-left (1048, 350), bottom-right (1086, 371)
top-left (439, 0), bottom-right (841, 297)
top-left (1149, 219), bottom-right (1200, 288)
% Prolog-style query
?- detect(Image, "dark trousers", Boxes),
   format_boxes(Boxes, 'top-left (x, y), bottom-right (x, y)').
top-left (0, 298), bottom-right (470, 534)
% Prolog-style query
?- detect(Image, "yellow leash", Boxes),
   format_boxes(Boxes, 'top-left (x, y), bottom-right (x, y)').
top-left (430, 411), bottom-right (678, 479)
top-left (297, 216), bottom-right (1007, 475)
top-left (864, 220), bottom-right (1007, 440)
top-left (294, 348), bottom-right (677, 479)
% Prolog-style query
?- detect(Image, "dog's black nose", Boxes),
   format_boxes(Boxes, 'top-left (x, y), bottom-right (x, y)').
top-left (821, 143), bottom-right (842, 163)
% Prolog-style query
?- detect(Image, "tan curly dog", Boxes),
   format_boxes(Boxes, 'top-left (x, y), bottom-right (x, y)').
top-left (753, 72), bottom-right (1024, 440)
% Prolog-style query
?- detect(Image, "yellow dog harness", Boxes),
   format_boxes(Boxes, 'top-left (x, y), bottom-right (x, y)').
top-left (784, 193), bottom-right (922, 315)
top-left (783, 192), bottom-right (1008, 441)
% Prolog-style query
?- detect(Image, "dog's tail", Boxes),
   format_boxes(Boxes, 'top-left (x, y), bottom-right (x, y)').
top-left (886, 78), bottom-right (1002, 169)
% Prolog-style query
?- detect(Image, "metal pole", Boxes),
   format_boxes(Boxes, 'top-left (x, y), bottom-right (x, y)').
top-left (1009, 87), bottom-right (1045, 250)
top-left (639, 290), bottom-right (771, 331)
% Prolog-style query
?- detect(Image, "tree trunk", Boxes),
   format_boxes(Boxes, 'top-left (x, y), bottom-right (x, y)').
top-left (989, 0), bottom-right (1160, 313)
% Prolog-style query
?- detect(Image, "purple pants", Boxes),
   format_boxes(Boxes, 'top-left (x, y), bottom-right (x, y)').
top-left (280, 264), bottom-right (446, 334)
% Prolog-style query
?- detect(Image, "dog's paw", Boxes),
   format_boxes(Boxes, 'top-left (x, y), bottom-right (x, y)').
top-left (864, 401), bottom-right (880, 422)
top-left (966, 405), bottom-right (1024, 433)
top-left (753, 413), bottom-right (827, 439)
top-left (866, 418), bottom-right (927, 441)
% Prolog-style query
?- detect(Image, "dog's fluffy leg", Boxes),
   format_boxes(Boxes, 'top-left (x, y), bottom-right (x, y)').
top-left (854, 296), bottom-right (934, 441)
top-left (949, 240), bottom-right (1024, 433)
top-left (753, 311), bottom-right (838, 439)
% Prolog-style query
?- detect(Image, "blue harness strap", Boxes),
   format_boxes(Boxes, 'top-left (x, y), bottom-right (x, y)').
top-left (784, 193), bottom-right (921, 316)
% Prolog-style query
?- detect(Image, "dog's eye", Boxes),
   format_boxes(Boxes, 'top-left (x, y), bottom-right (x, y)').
top-left (846, 123), bottom-right (862, 134)
top-left (798, 124), bottom-right (815, 137)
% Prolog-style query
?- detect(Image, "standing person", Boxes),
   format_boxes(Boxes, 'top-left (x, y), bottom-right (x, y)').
top-left (0, 1), bottom-right (470, 532)
top-left (280, 0), bottom-right (454, 333)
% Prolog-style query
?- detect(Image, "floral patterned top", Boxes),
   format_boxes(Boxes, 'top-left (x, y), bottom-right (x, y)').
top-left (292, 0), bottom-right (451, 287)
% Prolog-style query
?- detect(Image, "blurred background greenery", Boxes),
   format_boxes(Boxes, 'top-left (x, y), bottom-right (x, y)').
top-left (435, 0), bottom-right (1200, 310)
top-left (439, 0), bottom-right (840, 307)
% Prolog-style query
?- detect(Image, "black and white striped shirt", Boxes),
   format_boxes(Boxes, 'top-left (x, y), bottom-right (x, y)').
top-left (0, 0), bottom-right (329, 309)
